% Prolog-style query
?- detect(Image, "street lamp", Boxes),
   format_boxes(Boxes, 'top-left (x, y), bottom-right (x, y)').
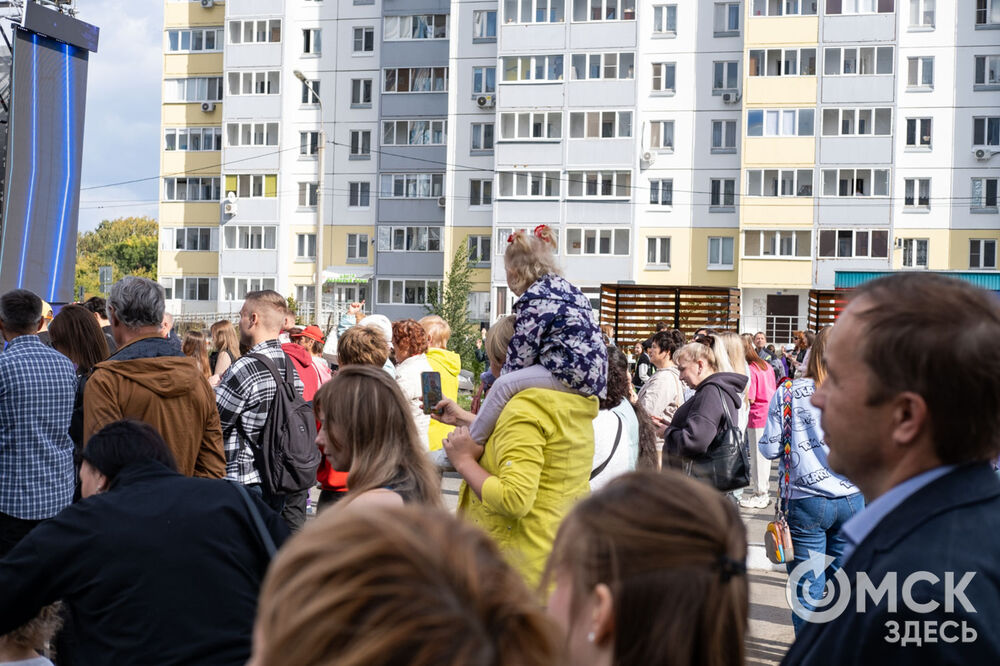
top-left (294, 69), bottom-right (325, 325)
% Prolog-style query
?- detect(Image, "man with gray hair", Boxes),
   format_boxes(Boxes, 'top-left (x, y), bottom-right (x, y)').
top-left (83, 276), bottom-right (225, 478)
top-left (0, 289), bottom-right (77, 556)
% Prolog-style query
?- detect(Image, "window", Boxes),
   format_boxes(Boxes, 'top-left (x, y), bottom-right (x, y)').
top-left (226, 122), bottom-right (279, 147)
top-left (376, 279), bottom-right (441, 305)
top-left (299, 182), bottom-right (319, 207)
top-left (470, 179), bottom-right (494, 206)
top-left (351, 79), bottom-right (372, 106)
top-left (300, 131), bottom-right (319, 156)
top-left (743, 230), bottom-right (812, 258)
top-left (751, 0), bottom-right (818, 15)
top-left (383, 15), bottom-right (448, 40)
top-left (903, 178), bottom-right (930, 208)
top-left (826, 0), bottom-right (894, 13)
top-left (974, 117), bottom-right (1000, 146)
top-left (646, 237), bottom-right (671, 266)
top-left (974, 55), bottom-right (1000, 86)
top-left (823, 46), bottom-right (894, 75)
top-left (172, 227), bottom-right (217, 251)
top-left (977, 0), bottom-right (1000, 26)
top-left (818, 229), bottom-right (889, 257)
top-left (174, 277), bottom-right (218, 302)
top-left (904, 118), bottom-right (932, 148)
top-left (820, 168), bottom-right (890, 196)
top-left (347, 234), bottom-right (370, 262)
top-left (566, 228), bottom-right (631, 255)
top-left (569, 111), bottom-right (632, 138)
top-left (167, 27), bottom-right (223, 52)
top-left (710, 179), bottom-right (736, 207)
top-left (353, 27), bottom-right (374, 52)
top-left (223, 225), bottom-right (278, 250)
top-left (651, 121), bottom-right (674, 150)
top-left (471, 123), bottom-right (495, 151)
top-left (165, 127), bottom-right (222, 151)
top-left (376, 226), bottom-right (442, 252)
top-left (970, 239), bottom-right (997, 269)
top-left (302, 28), bottom-right (321, 55)
top-left (569, 52), bottom-right (635, 80)
top-left (473, 10), bottom-right (498, 38)
top-left (908, 0), bottom-right (934, 26)
top-left (301, 79), bottom-right (320, 104)
top-left (502, 55), bottom-right (565, 82)
top-left (497, 171), bottom-right (561, 197)
top-left (649, 179), bottom-right (673, 206)
top-left (163, 77), bottom-right (223, 102)
top-left (504, 0), bottom-right (566, 23)
top-left (381, 120), bottom-right (446, 146)
top-left (468, 235), bottom-right (491, 266)
top-left (652, 62), bottom-right (676, 92)
top-left (901, 238), bottom-right (929, 268)
top-left (163, 177), bottom-right (221, 201)
top-left (571, 0), bottom-right (636, 21)
top-left (746, 169), bottom-right (814, 196)
top-left (906, 56), bottom-right (934, 87)
top-left (473, 66), bottom-right (497, 93)
top-left (379, 173), bottom-right (445, 198)
top-left (223, 277), bottom-right (276, 301)
top-left (226, 70), bottom-right (280, 96)
top-left (225, 174), bottom-right (277, 199)
top-left (228, 19), bottom-right (281, 44)
top-left (349, 182), bottom-right (371, 207)
top-left (297, 233), bottom-right (317, 259)
top-left (384, 67), bottom-right (449, 93)
top-left (748, 48), bottom-right (818, 76)
top-left (296, 286), bottom-right (316, 307)
top-left (747, 109), bottom-right (815, 136)
top-left (499, 112), bottom-right (562, 140)
top-left (708, 236), bottom-right (735, 268)
top-left (971, 178), bottom-right (999, 209)
top-left (566, 171), bottom-right (632, 198)
top-left (653, 4), bottom-right (677, 34)
top-left (820, 107), bottom-right (892, 136)
top-left (714, 2), bottom-right (741, 34)
top-left (712, 120), bottom-right (738, 150)
top-left (713, 61), bottom-right (739, 91)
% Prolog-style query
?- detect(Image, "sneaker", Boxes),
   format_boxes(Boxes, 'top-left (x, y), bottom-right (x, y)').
top-left (739, 493), bottom-right (771, 510)
top-left (752, 493), bottom-right (772, 509)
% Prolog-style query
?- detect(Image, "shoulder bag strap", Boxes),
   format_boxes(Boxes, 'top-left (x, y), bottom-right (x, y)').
top-left (590, 412), bottom-right (624, 480)
top-left (229, 480), bottom-right (277, 559)
top-left (715, 385), bottom-right (735, 429)
top-left (779, 379), bottom-right (794, 517)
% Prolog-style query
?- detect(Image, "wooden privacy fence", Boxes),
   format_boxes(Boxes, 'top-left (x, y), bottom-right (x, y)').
top-left (600, 284), bottom-right (741, 345)
top-left (807, 289), bottom-right (850, 331)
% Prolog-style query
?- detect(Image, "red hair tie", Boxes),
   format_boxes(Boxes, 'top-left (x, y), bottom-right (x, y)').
top-left (507, 225), bottom-right (553, 245)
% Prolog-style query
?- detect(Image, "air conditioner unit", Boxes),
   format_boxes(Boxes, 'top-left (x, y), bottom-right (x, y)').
top-left (476, 94), bottom-right (495, 109)
top-left (722, 91), bottom-right (741, 105)
top-left (640, 151), bottom-right (655, 169)
top-left (437, 196), bottom-right (447, 208)
top-left (973, 148), bottom-right (993, 161)
top-left (200, 0), bottom-right (214, 8)
top-left (201, 102), bottom-right (216, 113)
top-left (224, 202), bottom-right (238, 216)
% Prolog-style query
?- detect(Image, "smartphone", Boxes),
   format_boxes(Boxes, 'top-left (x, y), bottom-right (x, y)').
top-left (421, 371), bottom-right (443, 415)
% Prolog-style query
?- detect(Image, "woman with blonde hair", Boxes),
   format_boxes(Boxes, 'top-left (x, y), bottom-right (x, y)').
top-left (544, 470), bottom-right (748, 666)
top-left (251, 506), bottom-right (559, 666)
top-left (182, 330), bottom-right (210, 378)
top-left (312, 365), bottom-right (442, 509)
top-left (209, 320), bottom-right (240, 383)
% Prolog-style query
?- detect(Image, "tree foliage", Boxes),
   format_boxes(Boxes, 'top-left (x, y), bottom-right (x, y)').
top-left (76, 217), bottom-right (158, 298)
top-left (427, 242), bottom-right (480, 372)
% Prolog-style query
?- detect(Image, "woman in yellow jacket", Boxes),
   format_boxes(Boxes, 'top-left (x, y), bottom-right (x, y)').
top-left (419, 316), bottom-right (460, 452)
top-left (442, 315), bottom-right (598, 588)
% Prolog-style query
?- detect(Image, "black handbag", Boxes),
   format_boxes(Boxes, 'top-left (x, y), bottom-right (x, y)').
top-left (683, 386), bottom-right (750, 492)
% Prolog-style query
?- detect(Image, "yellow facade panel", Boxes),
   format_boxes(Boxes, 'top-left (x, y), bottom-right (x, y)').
top-left (158, 250), bottom-right (219, 275)
top-left (745, 16), bottom-right (818, 45)
top-left (740, 259), bottom-right (812, 289)
top-left (161, 152), bottom-right (221, 177)
top-left (159, 202), bottom-right (222, 226)
top-left (636, 228), bottom-right (692, 286)
top-left (948, 229), bottom-right (1000, 271)
top-left (163, 53), bottom-right (222, 78)
top-left (444, 227), bottom-right (493, 289)
top-left (326, 226), bottom-right (376, 268)
top-left (741, 198), bottom-right (815, 226)
top-left (164, 2), bottom-right (226, 28)
top-left (161, 103), bottom-right (222, 125)
top-left (745, 77), bottom-right (817, 106)
top-left (890, 229), bottom-right (951, 270)
top-left (744, 137), bottom-right (815, 166)
top-left (689, 229), bottom-right (739, 288)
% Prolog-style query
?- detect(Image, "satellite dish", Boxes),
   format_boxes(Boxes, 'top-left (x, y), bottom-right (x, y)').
top-left (227, 191), bottom-right (238, 203)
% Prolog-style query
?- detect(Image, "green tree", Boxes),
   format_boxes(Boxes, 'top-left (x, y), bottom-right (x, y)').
top-left (76, 216), bottom-right (158, 298)
top-left (427, 242), bottom-right (479, 372)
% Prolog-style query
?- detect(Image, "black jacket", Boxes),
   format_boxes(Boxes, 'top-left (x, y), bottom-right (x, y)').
top-left (782, 464), bottom-right (1000, 665)
top-left (0, 461), bottom-right (289, 665)
top-left (664, 372), bottom-right (746, 458)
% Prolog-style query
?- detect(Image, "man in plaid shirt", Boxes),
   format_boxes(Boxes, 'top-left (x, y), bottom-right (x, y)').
top-left (215, 290), bottom-right (303, 515)
top-left (0, 290), bottom-right (77, 556)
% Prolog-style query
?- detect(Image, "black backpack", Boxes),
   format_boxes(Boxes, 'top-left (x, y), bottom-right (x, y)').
top-left (243, 352), bottom-right (320, 496)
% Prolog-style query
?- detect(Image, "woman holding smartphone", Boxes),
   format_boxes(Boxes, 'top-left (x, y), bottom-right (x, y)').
top-left (391, 319), bottom-right (435, 450)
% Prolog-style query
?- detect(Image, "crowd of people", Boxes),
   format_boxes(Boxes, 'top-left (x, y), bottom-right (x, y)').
top-left (0, 233), bottom-right (999, 664)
